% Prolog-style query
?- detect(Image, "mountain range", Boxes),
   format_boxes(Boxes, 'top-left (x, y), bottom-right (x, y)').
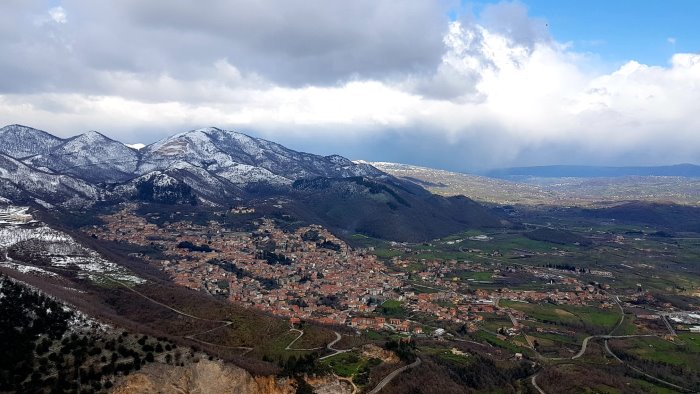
top-left (0, 124), bottom-right (499, 241)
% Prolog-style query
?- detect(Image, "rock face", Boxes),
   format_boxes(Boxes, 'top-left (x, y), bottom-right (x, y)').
top-left (361, 344), bottom-right (400, 364)
top-left (112, 359), bottom-right (295, 394)
top-left (306, 375), bottom-right (354, 394)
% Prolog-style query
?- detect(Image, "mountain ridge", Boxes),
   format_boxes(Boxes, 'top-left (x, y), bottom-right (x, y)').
top-left (0, 124), bottom-right (500, 241)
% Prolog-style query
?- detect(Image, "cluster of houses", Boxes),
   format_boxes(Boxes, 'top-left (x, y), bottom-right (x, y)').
top-left (349, 317), bottom-right (422, 334)
top-left (90, 205), bottom-right (622, 338)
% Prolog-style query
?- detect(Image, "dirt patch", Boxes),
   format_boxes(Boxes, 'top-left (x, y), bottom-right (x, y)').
top-left (361, 344), bottom-right (400, 363)
top-left (112, 359), bottom-right (295, 394)
top-left (554, 308), bottom-right (575, 317)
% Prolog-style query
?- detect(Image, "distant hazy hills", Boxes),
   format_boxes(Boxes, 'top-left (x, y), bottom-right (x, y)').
top-left (483, 164), bottom-right (700, 179)
top-left (369, 162), bottom-right (552, 205)
top-left (371, 162), bottom-right (700, 207)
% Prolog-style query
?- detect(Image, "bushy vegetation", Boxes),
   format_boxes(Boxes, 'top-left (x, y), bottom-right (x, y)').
top-left (0, 275), bottom-right (182, 393)
top-left (384, 339), bottom-right (417, 363)
top-left (379, 300), bottom-right (407, 317)
top-left (135, 179), bottom-right (197, 205)
top-left (0, 275), bottom-right (72, 391)
top-left (316, 240), bottom-right (341, 251)
top-left (256, 250), bottom-right (293, 265)
top-left (176, 241), bottom-right (214, 252)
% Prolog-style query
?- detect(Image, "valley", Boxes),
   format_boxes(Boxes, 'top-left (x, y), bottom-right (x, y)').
top-left (0, 124), bottom-right (699, 393)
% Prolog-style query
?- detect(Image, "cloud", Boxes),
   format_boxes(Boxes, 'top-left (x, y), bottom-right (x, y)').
top-left (0, 1), bottom-right (698, 170)
top-left (40, 0), bottom-right (451, 88)
top-left (48, 6), bottom-right (67, 24)
top-left (479, 0), bottom-right (550, 49)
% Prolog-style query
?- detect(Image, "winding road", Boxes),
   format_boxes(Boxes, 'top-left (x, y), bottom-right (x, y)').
top-left (367, 357), bottom-right (422, 394)
top-left (571, 334), bottom-right (656, 359)
top-left (92, 272), bottom-right (254, 354)
top-left (530, 374), bottom-right (545, 394)
top-left (319, 331), bottom-right (351, 360)
top-left (541, 293), bottom-right (693, 392)
top-left (284, 328), bottom-right (324, 351)
top-left (604, 339), bottom-right (692, 392)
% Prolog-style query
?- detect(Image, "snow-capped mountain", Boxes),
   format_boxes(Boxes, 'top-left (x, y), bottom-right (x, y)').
top-left (0, 124), bottom-right (64, 159)
top-left (0, 153), bottom-right (100, 206)
top-left (24, 130), bottom-right (140, 183)
top-left (0, 124), bottom-right (500, 241)
top-left (138, 127), bottom-right (383, 183)
top-left (0, 124), bottom-right (388, 207)
top-left (0, 125), bottom-right (382, 190)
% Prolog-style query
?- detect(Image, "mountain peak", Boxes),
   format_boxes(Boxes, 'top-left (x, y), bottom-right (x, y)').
top-left (22, 128), bottom-right (140, 183)
top-left (0, 124), bottom-right (63, 159)
top-left (71, 130), bottom-right (112, 143)
top-left (194, 126), bottom-right (224, 134)
top-left (0, 124), bottom-right (60, 139)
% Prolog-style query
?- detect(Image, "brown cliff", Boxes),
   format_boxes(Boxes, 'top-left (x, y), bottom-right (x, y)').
top-left (112, 359), bottom-right (295, 394)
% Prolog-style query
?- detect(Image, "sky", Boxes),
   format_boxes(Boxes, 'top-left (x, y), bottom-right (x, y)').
top-left (0, 0), bottom-right (699, 172)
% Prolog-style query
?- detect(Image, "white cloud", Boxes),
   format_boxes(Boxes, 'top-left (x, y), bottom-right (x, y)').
top-left (49, 6), bottom-right (67, 24)
top-left (0, 2), bottom-right (698, 169)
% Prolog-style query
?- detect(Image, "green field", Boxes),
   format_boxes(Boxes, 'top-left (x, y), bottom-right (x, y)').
top-left (501, 300), bottom-right (620, 332)
top-left (473, 330), bottom-right (533, 356)
top-left (380, 299), bottom-right (407, 317)
top-left (459, 271), bottom-right (493, 281)
top-left (321, 351), bottom-right (365, 377)
top-left (612, 334), bottom-right (700, 367)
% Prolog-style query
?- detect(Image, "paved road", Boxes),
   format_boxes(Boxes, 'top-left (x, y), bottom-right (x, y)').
top-left (319, 332), bottom-right (352, 360)
top-left (571, 294), bottom-right (653, 360)
top-left (95, 273), bottom-right (254, 354)
top-left (610, 295), bottom-right (625, 334)
top-left (604, 339), bottom-right (692, 392)
top-left (660, 314), bottom-right (678, 336)
top-left (285, 328), bottom-right (323, 351)
top-left (507, 312), bottom-right (518, 327)
top-left (531, 374), bottom-right (546, 394)
top-left (368, 357), bottom-right (422, 394)
top-left (572, 334), bottom-right (656, 359)
top-left (101, 273), bottom-right (230, 323)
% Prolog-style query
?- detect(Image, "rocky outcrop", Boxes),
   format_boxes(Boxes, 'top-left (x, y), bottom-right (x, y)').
top-left (306, 374), bottom-right (354, 394)
top-left (361, 344), bottom-right (400, 364)
top-left (112, 359), bottom-right (295, 394)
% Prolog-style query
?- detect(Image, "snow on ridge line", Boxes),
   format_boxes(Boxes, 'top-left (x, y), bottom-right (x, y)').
top-left (0, 262), bottom-right (58, 277)
top-left (0, 208), bottom-right (145, 285)
top-left (125, 143), bottom-right (145, 150)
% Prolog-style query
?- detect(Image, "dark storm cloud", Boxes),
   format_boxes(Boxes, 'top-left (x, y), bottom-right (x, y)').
top-left (1, 1), bottom-right (698, 170)
top-left (0, 0), bottom-right (452, 94)
top-left (113, 0), bottom-right (450, 85)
